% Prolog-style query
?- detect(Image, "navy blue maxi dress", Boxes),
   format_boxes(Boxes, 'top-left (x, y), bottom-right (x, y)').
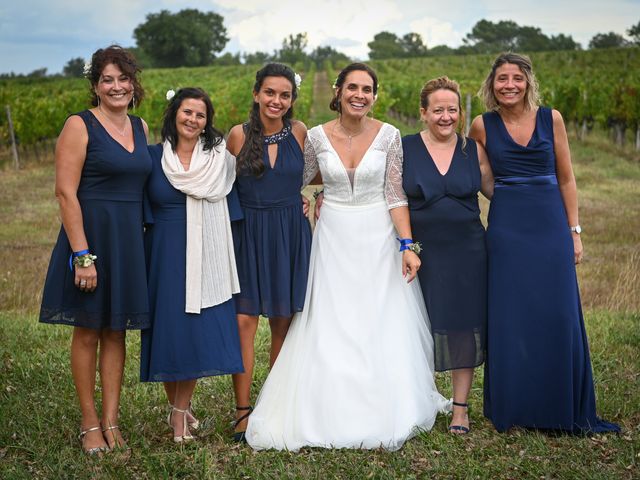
top-left (232, 123), bottom-right (312, 318)
top-left (483, 107), bottom-right (619, 433)
top-left (403, 134), bottom-right (487, 372)
top-left (40, 110), bottom-right (151, 330)
top-left (140, 145), bottom-right (244, 382)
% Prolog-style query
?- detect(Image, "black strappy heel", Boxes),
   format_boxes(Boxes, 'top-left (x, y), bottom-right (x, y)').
top-left (449, 401), bottom-right (470, 434)
top-left (232, 405), bottom-right (253, 443)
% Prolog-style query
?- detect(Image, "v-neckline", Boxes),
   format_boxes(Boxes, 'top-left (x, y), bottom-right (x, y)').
top-left (496, 108), bottom-right (540, 148)
top-left (88, 110), bottom-right (136, 154)
top-left (419, 133), bottom-right (459, 177)
top-left (320, 122), bottom-right (385, 174)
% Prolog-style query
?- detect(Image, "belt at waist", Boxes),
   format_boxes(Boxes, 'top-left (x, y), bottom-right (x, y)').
top-left (494, 174), bottom-right (558, 188)
top-left (78, 190), bottom-right (143, 202)
top-left (240, 195), bottom-right (301, 210)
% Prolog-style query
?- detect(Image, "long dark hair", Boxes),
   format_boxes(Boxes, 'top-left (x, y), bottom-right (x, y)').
top-left (161, 88), bottom-right (224, 151)
top-left (87, 44), bottom-right (144, 108)
top-left (329, 63), bottom-right (378, 113)
top-left (236, 63), bottom-right (298, 177)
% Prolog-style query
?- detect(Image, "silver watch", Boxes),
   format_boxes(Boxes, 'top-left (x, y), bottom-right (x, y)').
top-left (570, 225), bottom-right (582, 234)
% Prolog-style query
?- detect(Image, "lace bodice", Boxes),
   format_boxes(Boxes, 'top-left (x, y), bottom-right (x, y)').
top-left (303, 123), bottom-right (407, 208)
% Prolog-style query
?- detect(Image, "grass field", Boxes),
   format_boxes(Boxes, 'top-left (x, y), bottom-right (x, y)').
top-left (0, 74), bottom-right (639, 478)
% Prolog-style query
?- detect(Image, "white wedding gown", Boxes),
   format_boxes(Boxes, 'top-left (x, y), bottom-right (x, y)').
top-left (245, 123), bottom-right (450, 451)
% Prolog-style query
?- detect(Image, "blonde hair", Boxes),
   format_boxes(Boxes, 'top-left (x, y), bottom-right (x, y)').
top-left (420, 76), bottom-right (466, 149)
top-left (478, 52), bottom-right (540, 111)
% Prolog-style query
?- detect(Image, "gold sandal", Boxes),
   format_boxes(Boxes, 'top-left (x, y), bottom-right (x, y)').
top-left (79, 425), bottom-right (108, 456)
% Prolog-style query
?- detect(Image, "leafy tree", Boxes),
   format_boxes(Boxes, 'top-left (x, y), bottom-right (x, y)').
top-left (243, 51), bottom-right (272, 65)
top-left (627, 21), bottom-right (640, 45)
top-left (309, 46), bottom-right (350, 68)
top-left (516, 26), bottom-right (552, 51)
top-left (548, 34), bottom-right (581, 51)
top-left (215, 52), bottom-right (241, 66)
top-left (400, 33), bottom-right (428, 57)
top-left (133, 9), bottom-right (228, 68)
top-left (428, 45), bottom-right (455, 56)
top-left (589, 32), bottom-right (628, 49)
top-left (278, 33), bottom-right (309, 65)
top-left (368, 31), bottom-right (404, 59)
top-left (463, 19), bottom-right (520, 53)
top-left (62, 57), bottom-right (85, 77)
top-left (27, 68), bottom-right (47, 78)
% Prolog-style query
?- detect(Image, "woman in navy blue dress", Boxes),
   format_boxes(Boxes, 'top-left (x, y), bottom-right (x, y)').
top-left (403, 77), bottom-right (493, 434)
top-left (226, 63), bottom-right (312, 441)
top-left (40, 46), bottom-right (151, 454)
top-left (470, 53), bottom-right (619, 433)
top-left (140, 88), bottom-right (244, 442)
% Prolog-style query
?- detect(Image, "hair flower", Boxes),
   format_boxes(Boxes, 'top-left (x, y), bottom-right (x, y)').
top-left (294, 73), bottom-right (302, 88)
top-left (83, 62), bottom-right (92, 77)
top-left (166, 89), bottom-right (176, 101)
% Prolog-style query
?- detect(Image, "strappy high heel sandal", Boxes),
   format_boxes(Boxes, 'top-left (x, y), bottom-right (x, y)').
top-left (101, 423), bottom-right (131, 458)
top-left (169, 401), bottom-right (199, 430)
top-left (168, 406), bottom-right (195, 443)
top-left (232, 405), bottom-right (253, 443)
top-left (78, 425), bottom-right (109, 456)
top-left (448, 401), bottom-right (470, 434)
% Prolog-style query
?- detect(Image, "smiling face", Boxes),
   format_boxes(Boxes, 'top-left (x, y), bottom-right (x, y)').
top-left (421, 89), bottom-right (460, 141)
top-left (175, 98), bottom-right (207, 143)
top-left (338, 70), bottom-right (375, 119)
top-left (493, 63), bottom-right (528, 108)
top-left (253, 75), bottom-right (294, 123)
top-left (95, 63), bottom-right (134, 111)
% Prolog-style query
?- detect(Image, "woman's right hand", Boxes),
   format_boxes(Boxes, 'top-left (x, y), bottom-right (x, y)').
top-left (75, 264), bottom-right (97, 292)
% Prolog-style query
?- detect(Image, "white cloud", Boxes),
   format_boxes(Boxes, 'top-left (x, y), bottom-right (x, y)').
top-left (409, 17), bottom-right (465, 48)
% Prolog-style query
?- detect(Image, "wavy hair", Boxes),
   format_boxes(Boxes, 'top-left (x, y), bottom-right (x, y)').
top-left (160, 88), bottom-right (224, 152)
top-left (478, 52), bottom-right (540, 112)
top-left (329, 63), bottom-right (378, 113)
top-left (86, 45), bottom-right (144, 108)
top-left (420, 76), bottom-right (467, 149)
top-left (236, 63), bottom-right (298, 177)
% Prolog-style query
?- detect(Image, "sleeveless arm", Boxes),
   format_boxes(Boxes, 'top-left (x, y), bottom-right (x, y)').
top-left (385, 128), bottom-right (408, 209)
top-left (302, 136), bottom-right (320, 187)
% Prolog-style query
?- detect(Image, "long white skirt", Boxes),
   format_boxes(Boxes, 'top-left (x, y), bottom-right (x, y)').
top-left (246, 200), bottom-right (450, 451)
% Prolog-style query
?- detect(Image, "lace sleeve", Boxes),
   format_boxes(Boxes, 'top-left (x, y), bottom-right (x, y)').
top-left (302, 136), bottom-right (319, 187)
top-left (384, 128), bottom-right (408, 209)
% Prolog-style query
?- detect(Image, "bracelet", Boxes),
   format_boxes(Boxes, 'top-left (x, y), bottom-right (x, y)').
top-left (398, 240), bottom-right (422, 255)
top-left (69, 249), bottom-right (97, 270)
top-left (313, 189), bottom-right (324, 200)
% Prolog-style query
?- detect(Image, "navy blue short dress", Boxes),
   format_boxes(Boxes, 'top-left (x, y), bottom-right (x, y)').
top-left (232, 123), bottom-right (312, 318)
top-left (140, 145), bottom-right (244, 382)
top-left (40, 110), bottom-right (151, 330)
top-left (403, 134), bottom-right (487, 372)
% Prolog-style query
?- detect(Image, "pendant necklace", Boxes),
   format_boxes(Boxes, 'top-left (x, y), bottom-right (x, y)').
top-left (338, 118), bottom-right (368, 150)
top-left (97, 105), bottom-right (129, 137)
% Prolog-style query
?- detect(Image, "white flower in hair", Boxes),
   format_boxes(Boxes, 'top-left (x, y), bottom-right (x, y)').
top-left (294, 73), bottom-right (302, 88)
top-left (166, 89), bottom-right (176, 101)
top-left (83, 62), bottom-right (92, 77)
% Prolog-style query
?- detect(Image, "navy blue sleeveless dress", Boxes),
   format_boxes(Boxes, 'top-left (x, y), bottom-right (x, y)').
top-left (140, 145), bottom-right (244, 382)
top-left (403, 134), bottom-right (487, 372)
top-left (483, 107), bottom-right (619, 433)
top-left (232, 124), bottom-right (312, 317)
top-left (40, 110), bottom-right (151, 330)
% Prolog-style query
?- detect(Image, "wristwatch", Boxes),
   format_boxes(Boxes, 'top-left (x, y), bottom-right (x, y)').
top-left (570, 225), bottom-right (582, 234)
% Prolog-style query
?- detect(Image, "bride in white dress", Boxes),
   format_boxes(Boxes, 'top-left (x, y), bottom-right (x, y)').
top-left (246, 63), bottom-right (449, 451)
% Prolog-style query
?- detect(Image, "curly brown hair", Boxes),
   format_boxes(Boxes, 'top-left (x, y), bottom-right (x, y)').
top-left (86, 45), bottom-right (144, 108)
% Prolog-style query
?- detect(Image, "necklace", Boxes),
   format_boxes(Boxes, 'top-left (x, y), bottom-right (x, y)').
top-left (97, 106), bottom-right (129, 137)
top-left (337, 118), bottom-right (368, 150)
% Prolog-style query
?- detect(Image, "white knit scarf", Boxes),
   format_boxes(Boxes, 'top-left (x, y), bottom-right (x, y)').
top-left (162, 139), bottom-right (240, 313)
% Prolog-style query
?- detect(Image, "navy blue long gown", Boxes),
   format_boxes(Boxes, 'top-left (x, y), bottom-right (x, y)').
top-left (40, 110), bottom-right (151, 330)
top-left (403, 134), bottom-right (487, 372)
top-left (232, 123), bottom-right (312, 318)
top-left (483, 107), bottom-right (619, 433)
top-left (140, 145), bottom-right (244, 382)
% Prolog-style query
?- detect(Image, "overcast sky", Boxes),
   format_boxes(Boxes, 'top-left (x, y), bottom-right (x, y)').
top-left (1, 0), bottom-right (638, 74)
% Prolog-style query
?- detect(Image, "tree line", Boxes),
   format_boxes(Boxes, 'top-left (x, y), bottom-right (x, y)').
top-left (3, 9), bottom-right (640, 78)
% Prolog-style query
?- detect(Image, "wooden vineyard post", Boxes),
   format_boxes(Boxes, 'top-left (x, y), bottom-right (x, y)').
top-left (5, 105), bottom-right (20, 169)
top-left (465, 93), bottom-right (472, 134)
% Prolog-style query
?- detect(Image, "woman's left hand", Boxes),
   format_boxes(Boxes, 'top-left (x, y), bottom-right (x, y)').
top-left (402, 250), bottom-right (420, 283)
top-left (301, 194), bottom-right (310, 217)
top-left (573, 233), bottom-right (583, 265)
